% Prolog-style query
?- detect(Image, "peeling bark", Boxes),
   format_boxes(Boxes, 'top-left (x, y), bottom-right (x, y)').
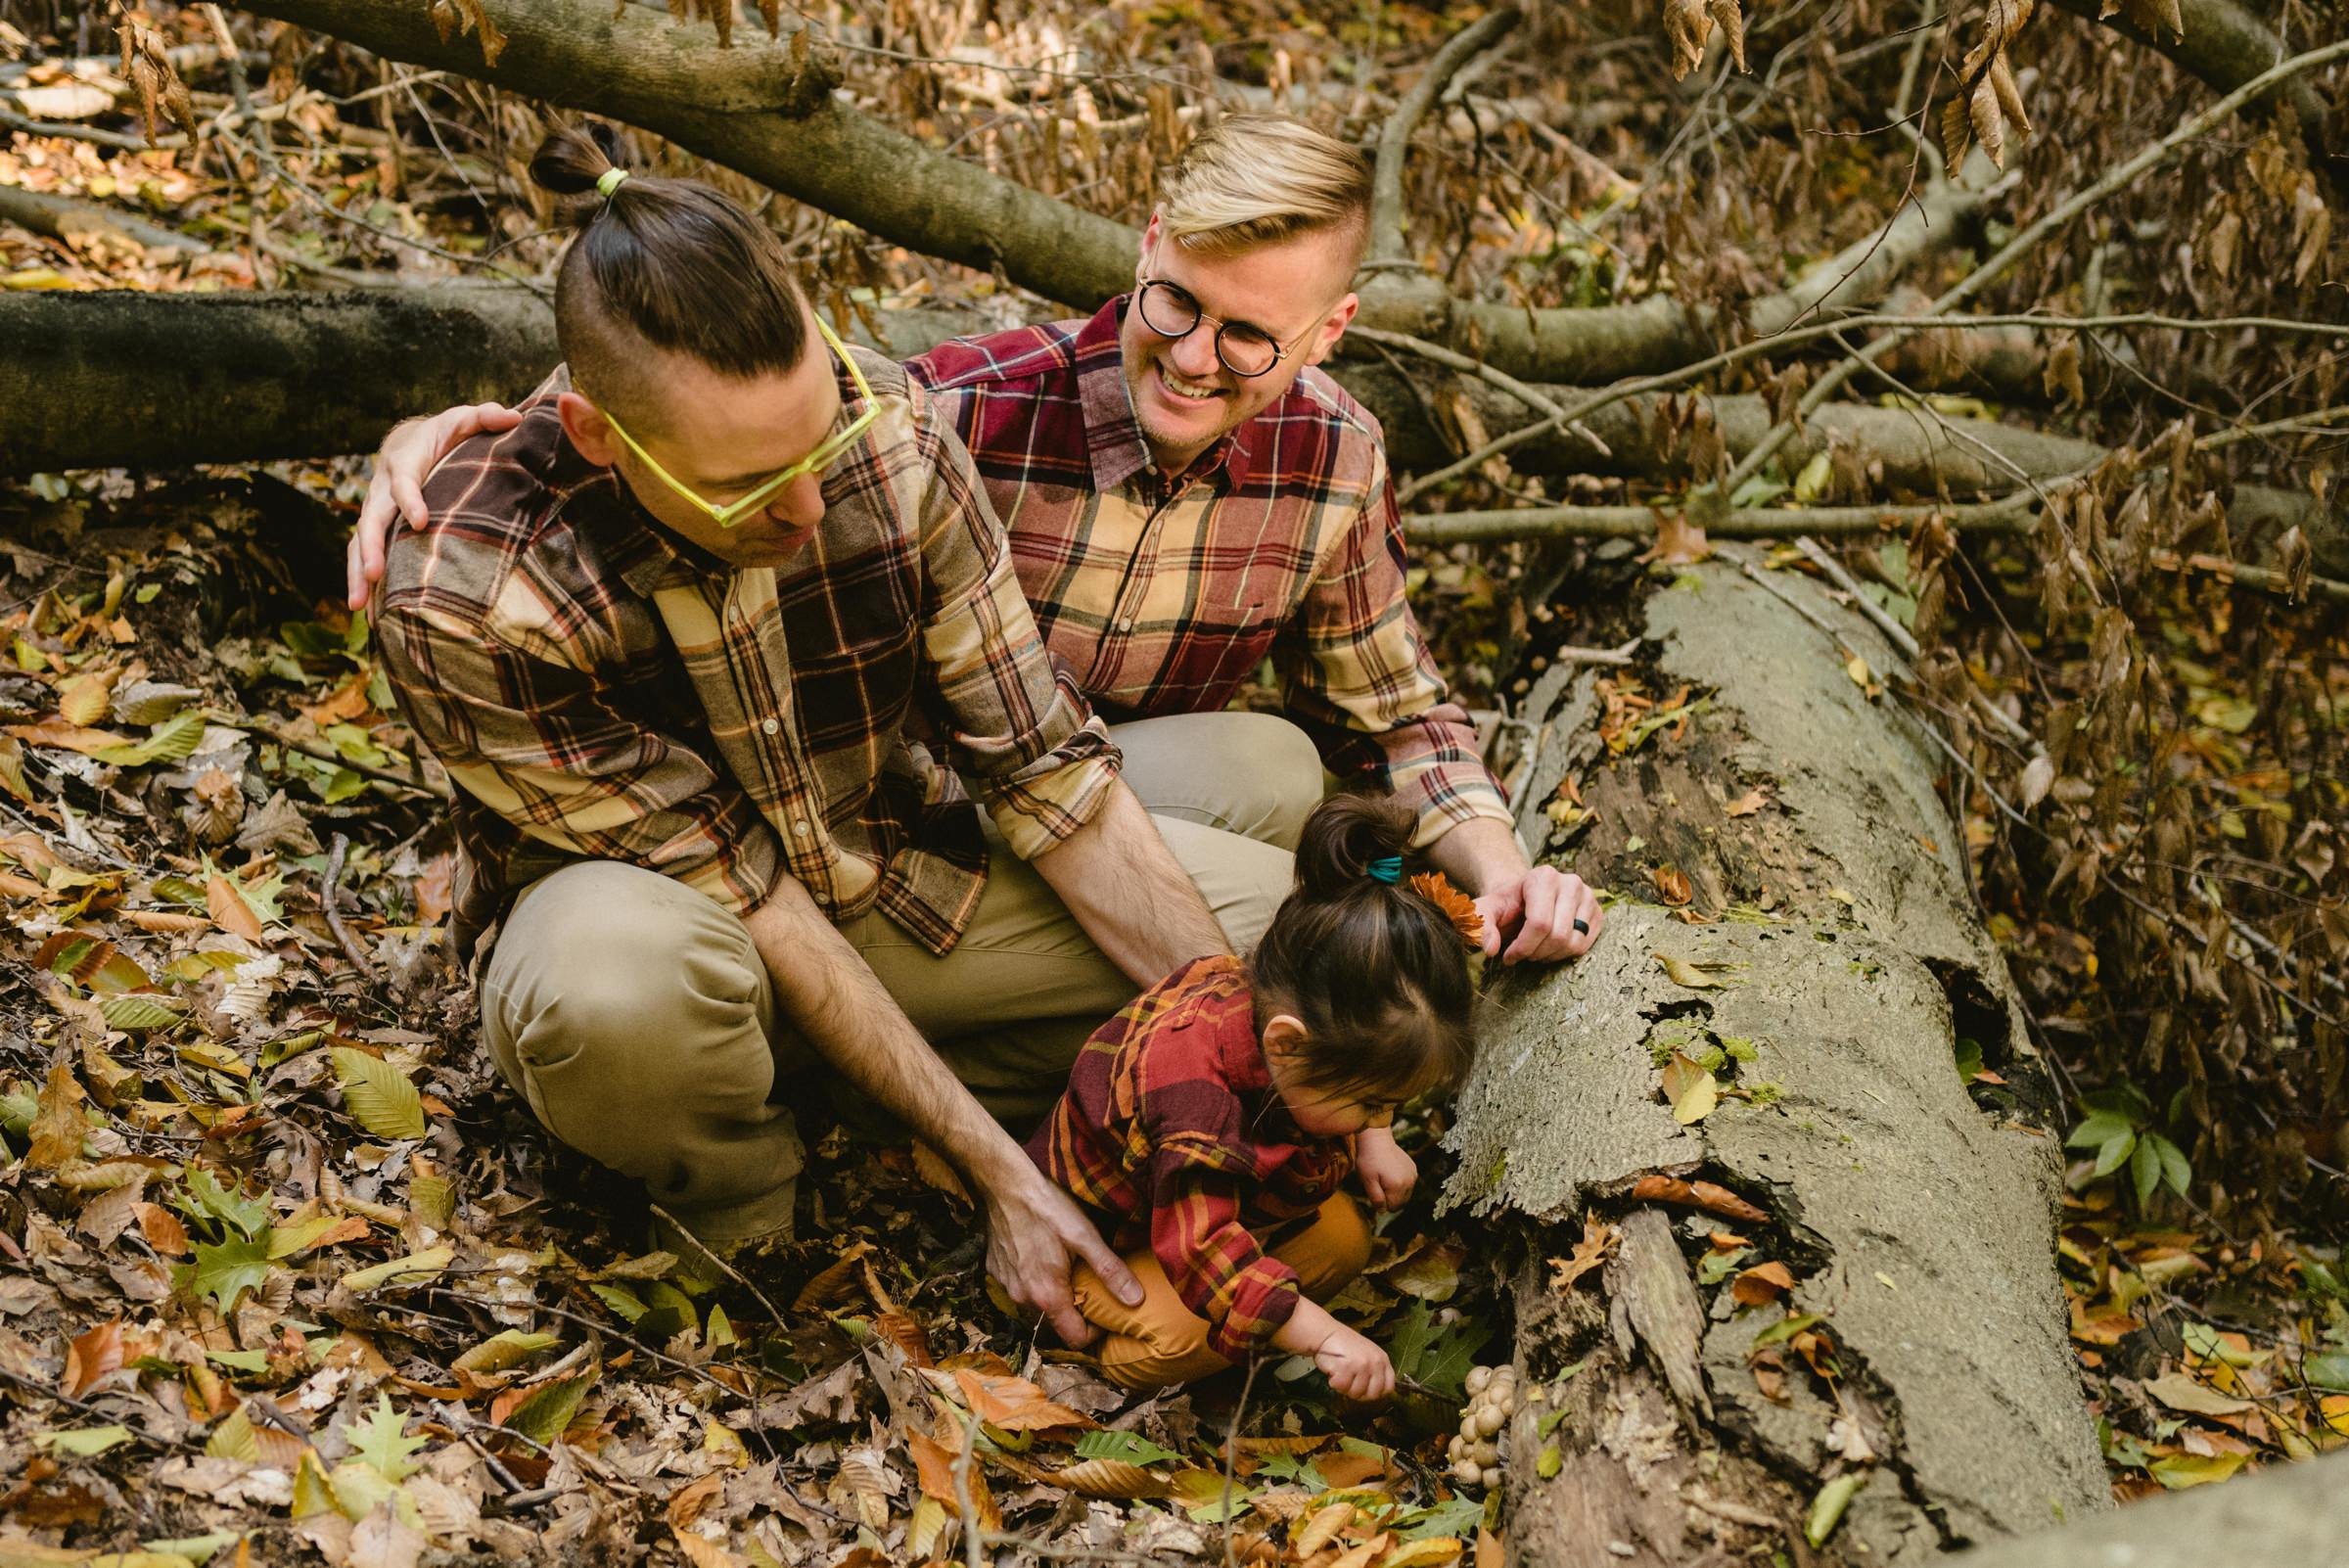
top-left (1441, 555), bottom-right (2110, 1564)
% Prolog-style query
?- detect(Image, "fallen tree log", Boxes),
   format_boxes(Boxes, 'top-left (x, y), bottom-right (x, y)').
top-left (1949, 1448), bottom-right (2349, 1566)
top-left (5, 286), bottom-right (2336, 575)
top-left (1442, 553), bottom-right (2110, 1564)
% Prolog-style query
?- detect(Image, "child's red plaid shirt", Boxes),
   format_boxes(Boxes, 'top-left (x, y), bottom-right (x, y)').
top-left (1027, 955), bottom-right (1352, 1360)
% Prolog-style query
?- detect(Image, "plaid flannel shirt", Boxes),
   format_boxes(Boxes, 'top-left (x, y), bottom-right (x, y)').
top-left (908, 299), bottom-right (1513, 849)
top-left (1026, 954), bottom-right (1352, 1360)
top-left (376, 347), bottom-right (1119, 955)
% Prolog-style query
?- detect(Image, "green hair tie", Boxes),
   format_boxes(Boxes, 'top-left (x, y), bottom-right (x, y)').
top-left (596, 167), bottom-right (630, 200)
top-left (1367, 854), bottom-right (1404, 885)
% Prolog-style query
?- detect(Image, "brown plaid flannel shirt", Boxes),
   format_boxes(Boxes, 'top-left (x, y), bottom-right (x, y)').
top-left (1026, 955), bottom-right (1353, 1360)
top-left (909, 300), bottom-right (1515, 848)
top-left (376, 347), bottom-right (1120, 955)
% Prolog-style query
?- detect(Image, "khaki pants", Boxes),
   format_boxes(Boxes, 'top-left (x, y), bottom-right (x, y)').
top-left (479, 712), bottom-right (1321, 1244)
top-left (1071, 1194), bottom-right (1372, 1389)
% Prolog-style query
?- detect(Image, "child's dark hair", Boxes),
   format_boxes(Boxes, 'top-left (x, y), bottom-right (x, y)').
top-left (1248, 795), bottom-right (1479, 1106)
top-left (529, 121), bottom-right (810, 429)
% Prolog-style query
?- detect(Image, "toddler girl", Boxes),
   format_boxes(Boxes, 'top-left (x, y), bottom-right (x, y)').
top-left (1026, 794), bottom-right (1482, 1398)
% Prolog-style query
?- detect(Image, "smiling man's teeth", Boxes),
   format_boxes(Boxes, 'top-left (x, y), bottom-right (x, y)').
top-left (1158, 364), bottom-right (1221, 401)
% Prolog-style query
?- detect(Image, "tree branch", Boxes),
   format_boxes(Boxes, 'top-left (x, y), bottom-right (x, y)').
top-left (1368, 5), bottom-right (1521, 264)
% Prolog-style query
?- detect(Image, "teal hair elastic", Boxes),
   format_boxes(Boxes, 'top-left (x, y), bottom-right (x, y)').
top-left (1367, 854), bottom-right (1404, 884)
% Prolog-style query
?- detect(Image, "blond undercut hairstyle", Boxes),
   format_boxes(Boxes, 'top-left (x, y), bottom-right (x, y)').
top-left (1156, 113), bottom-right (1373, 269)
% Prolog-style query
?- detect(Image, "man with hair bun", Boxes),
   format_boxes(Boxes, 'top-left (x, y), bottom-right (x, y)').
top-left (356, 112), bottom-right (1606, 971)
top-left (372, 124), bottom-right (1285, 1347)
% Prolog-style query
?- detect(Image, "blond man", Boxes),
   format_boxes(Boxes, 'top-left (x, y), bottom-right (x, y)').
top-left (355, 114), bottom-right (1605, 967)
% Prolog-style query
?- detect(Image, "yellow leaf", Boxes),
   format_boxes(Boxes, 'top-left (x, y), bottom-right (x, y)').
top-left (1662, 1052), bottom-right (1720, 1124)
top-left (1655, 951), bottom-right (1740, 990)
top-left (1041, 1458), bottom-right (1171, 1499)
top-left (1295, 1501), bottom-right (1356, 1558)
top-left (1383, 1539), bottom-right (1466, 1568)
top-left (57, 671), bottom-right (115, 727)
top-left (27, 1058), bottom-right (88, 1171)
top-left (1845, 653), bottom-right (1872, 688)
top-left (342, 1245), bottom-right (454, 1293)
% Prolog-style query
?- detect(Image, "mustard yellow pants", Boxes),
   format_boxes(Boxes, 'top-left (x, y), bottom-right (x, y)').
top-left (1072, 1194), bottom-right (1373, 1388)
top-left (476, 712), bottom-right (1323, 1245)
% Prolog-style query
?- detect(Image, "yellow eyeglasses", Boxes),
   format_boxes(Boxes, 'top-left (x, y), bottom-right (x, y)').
top-left (598, 315), bottom-right (880, 529)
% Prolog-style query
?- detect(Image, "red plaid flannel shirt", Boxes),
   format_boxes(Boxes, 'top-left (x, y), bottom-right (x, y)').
top-left (376, 348), bottom-right (1119, 954)
top-left (1026, 954), bottom-right (1352, 1360)
top-left (907, 300), bottom-right (1513, 849)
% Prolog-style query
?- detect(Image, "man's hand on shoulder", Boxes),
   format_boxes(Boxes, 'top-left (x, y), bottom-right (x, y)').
top-left (348, 402), bottom-right (522, 610)
top-left (982, 1163), bottom-right (1143, 1349)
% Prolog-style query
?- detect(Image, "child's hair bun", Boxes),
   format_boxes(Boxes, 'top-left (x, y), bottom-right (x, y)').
top-left (1293, 793), bottom-right (1415, 899)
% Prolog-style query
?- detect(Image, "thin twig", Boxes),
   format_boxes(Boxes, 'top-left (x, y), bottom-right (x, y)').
top-left (1368, 5), bottom-right (1522, 262)
top-left (646, 1200), bottom-right (793, 1328)
top-left (243, 716), bottom-right (446, 800)
top-left (1351, 324), bottom-right (1612, 457)
top-left (322, 831), bottom-right (377, 981)
top-left (954, 1405), bottom-right (986, 1568)
top-left (1405, 499), bottom-right (2036, 543)
top-left (1220, 1354), bottom-right (1262, 1568)
top-left (1723, 37), bottom-right (2349, 491)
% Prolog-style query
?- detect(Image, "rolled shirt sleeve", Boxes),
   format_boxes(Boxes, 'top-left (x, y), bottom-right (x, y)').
top-left (910, 398), bottom-right (1123, 860)
top-left (1275, 452), bottom-right (1514, 849)
top-left (1147, 1135), bottom-right (1301, 1360)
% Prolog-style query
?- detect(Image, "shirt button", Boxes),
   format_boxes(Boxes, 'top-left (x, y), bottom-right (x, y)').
top-left (792, 820), bottom-right (812, 837)
top-left (1115, 617), bottom-right (1134, 632)
top-left (760, 717), bottom-right (780, 736)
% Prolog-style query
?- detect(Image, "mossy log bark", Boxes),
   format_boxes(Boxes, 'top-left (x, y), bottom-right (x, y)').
top-left (1440, 555), bottom-right (2110, 1564)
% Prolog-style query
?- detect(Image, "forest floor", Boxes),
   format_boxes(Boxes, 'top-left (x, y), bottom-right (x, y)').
top-left (6, 4), bottom-right (2349, 1564)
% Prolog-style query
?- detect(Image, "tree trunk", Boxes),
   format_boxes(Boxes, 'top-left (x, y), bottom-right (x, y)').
top-left (1442, 553), bottom-right (2110, 1564)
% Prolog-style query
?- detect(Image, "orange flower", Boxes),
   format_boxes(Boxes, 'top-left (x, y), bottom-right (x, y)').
top-left (1408, 871), bottom-right (1485, 948)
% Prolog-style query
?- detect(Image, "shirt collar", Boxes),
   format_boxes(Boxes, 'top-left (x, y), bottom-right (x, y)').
top-left (1077, 296), bottom-right (1255, 495)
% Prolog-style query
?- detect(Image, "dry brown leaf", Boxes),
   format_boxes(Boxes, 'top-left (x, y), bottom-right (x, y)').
top-left (1546, 1216), bottom-right (1617, 1292)
top-left (1042, 1457), bottom-right (1171, 1499)
top-left (952, 1368), bottom-right (1091, 1431)
top-left (1628, 1174), bottom-right (1770, 1223)
top-left (1653, 864), bottom-right (1693, 907)
top-left (1327, 1533), bottom-right (1394, 1568)
top-left (873, 1310), bottom-right (934, 1368)
top-left (909, 1141), bottom-right (971, 1204)
top-left (207, 873), bottom-right (264, 944)
top-left (64, 1317), bottom-right (125, 1398)
top-left (28, 1058), bottom-right (87, 1171)
top-left (135, 1201), bottom-right (190, 1256)
top-left (1662, 0), bottom-right (1711, 79)
top-left (1730, 1261), bottom-right (1796, 1307)
top-left (790, 1240), bottom-right (876, 1311)
top-left (1641, 509), bottom-right (1713, 566)
top-left (1294, 1500), bottom-right (1355, 1558)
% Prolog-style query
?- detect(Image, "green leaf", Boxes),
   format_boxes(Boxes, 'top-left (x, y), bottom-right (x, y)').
top-left (1395, 1497), bottom-right (1487, 1542)
top-left (452, 1330), bottom-right (562, 1377)
top-left (182, 1167), bottom-right (270, 1241)
top-left (347, 1393), bottom-right (427, 1483)
top-left (2130, 1134), bottom-right (2161, 1208)
top-left (590, 1283), bottom-right (648, 1323)
top-left (35, 1424), bottom-right (134, 1456)
top-left (1389, 1299), bottom-right (1494, 1399)
top-left (99, 993), bottom-right (187, 1032)
top-left (1075, 1429), bottom-right (1181, 1467)
top-left (502, 1374), bottom-right (591, 1445)
top-left (206, 1407), bottom-right (260, 1461)
top-left (1953, 1037), bottom-right (1984, 1084)
top-left (330, 1047), bottom-right (425, 1140)
top-left (206, 1349), bottom-right (269, 1374)
top-left (188, 1235), bottom-right (275, 1314)
top-left (1750, 1313), bottom-right (1822, 1349)
top-left (1806, 1472), bottom-right (1865, 1546)
top-left (2148, 1134), bottom-right (2191, 1199)
top-left (1536, 1441), bottom-right (1562, 1478)
top-left (2066, 1110), bottom-right (2137, 1150)
top-left (2148, 1452), bottom-right (2247, 1490)
top-left (2302, 1352), bottom-right (2349, 1392)
top-left (341, 1244), bottom-right (453, 1293)
top-left (2092, 1130), bottom-right (2138, 1179)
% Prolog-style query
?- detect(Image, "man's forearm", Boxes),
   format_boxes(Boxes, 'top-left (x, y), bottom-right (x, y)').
top-left (742, 877), bottom-right (1028, 1189)
top-left (1031, 779), bottom-right (1230, 987)
top-left (1423, 814), bottom-right (1528, 895)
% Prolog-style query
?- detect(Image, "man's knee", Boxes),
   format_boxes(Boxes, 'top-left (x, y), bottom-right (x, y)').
top-left (486, 862), bottom-right (772, 1104)
top-left (1219, 713), bottom-right (1325, 850)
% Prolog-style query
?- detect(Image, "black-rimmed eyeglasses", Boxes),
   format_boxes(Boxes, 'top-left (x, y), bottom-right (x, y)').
top-left (1134, 278), bottom-right (1331, 380)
